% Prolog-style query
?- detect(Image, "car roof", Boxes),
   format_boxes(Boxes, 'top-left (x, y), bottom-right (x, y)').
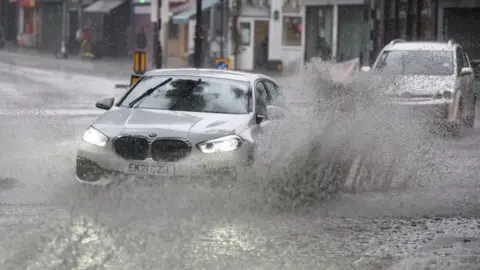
top-left (386, 41), bottom-right (456, 52)
top-left (144, 68), bottom-right (275, 83)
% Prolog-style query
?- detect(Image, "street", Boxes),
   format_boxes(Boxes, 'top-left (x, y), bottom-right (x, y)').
top-left (1, 52), bottom-right (480, 269)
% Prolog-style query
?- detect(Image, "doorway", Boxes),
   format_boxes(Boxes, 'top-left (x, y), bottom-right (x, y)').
top-left (444, 8), bottom-right (480, 61)
top-left (253, 20), bottom-right (269, 69)
top-left (337, 5), bottom-right (369, 64)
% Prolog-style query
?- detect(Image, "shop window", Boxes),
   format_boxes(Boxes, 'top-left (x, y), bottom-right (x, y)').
top-left (398, 0), bottom-right (408, 39)
top-left (338, 6), bottom-right (369, 62)
top-left (239, 22), bottom-right (251, 46)
top-left (283, 0), bottom-right (300, 13)
top-left (282, 16), bottom-right (302, 46)
top-left (169, 20), bottom-right (179, 40)
top-left (24, 8), bottom-right (34, 34)
top-left (418, 0), bottom-right (434, 40)
top-left (305, 6), bottom-right (332, 61)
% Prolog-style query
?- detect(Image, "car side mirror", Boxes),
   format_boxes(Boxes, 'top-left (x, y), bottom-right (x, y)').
top-left (460, 67), bottom-right (473, 76)
top-left (360, 66), bottom-right (371, 72)
top-left (95, 97), bottom-right (114, 110)
top-left (255, 113), bottom-right (265, 124)
top-left (266, 105), bottom-right (285, 120)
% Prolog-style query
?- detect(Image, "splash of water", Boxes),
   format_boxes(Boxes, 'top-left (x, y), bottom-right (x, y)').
top-left (237, 57), bottom-right (437, 211)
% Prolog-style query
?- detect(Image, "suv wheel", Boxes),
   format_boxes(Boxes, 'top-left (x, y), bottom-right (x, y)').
top-left (445, 99), bottom-right (463, 137)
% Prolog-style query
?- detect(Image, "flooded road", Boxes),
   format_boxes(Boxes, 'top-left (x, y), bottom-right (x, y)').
top-left (1, 55), bottom-right (480, 269)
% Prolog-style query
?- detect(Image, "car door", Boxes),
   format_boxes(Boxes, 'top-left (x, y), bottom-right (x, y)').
top-left (458, 47), bottom-right (476, 114)
top-left (463, 52), bottom-right (475, 95)
top-left (253, 80), bottom-right (270, 128)
top-left (263, 80), bottom-right (287, 109)
top-left (262, 80), bottom-right (287, 120)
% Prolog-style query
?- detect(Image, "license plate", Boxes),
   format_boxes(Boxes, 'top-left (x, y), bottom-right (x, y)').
top-left (125, 162), bottom-right (174, 176)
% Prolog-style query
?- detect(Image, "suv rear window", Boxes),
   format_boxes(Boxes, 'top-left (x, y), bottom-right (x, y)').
top-left (375, 50), bottom-right (454, 76)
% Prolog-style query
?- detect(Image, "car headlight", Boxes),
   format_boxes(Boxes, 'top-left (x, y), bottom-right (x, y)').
top-left (197, 135), bottom-right (244, 154)
top-left (435, 90), bottom-right (454, 100)
top-left (82, 126), bottom-right (109, 147)
top-left (442, 90), bottom-right (452, 99)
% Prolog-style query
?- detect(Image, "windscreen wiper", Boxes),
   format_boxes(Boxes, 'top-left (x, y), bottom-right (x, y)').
top-left (168, 79), bottom-right (202, 110)
top-left (128, 77), bottom-right (173, 108)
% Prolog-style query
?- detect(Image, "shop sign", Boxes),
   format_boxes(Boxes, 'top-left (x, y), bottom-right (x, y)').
top-left (19, 0), bottom-right (37, 7)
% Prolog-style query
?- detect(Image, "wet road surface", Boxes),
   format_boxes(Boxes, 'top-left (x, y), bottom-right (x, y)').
top-left (1, 55), bottom-right (480, 269)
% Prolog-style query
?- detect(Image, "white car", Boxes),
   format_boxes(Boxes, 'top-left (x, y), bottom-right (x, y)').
top-left (76, 69), bottom-right (287, 186)
top-left (361, 39), bottom-right (476, 134)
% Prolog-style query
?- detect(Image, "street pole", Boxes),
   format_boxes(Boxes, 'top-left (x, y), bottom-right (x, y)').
top-left (151, 0), bottom-right (162, 68)
top-left (130, 0), bottom-right (135, 57)
top-left (160, 0), bottom-right (169, 67)
top-left (219, 0), bottom-right (224, 58)
top-left (61, 0), bottom-right (68, 53)
top-left (231, 0), bottom-right (240, 70)
top-left (78, 0), bottom-right (83, 38)
top-left (193, 0), bottom-right (203, 68)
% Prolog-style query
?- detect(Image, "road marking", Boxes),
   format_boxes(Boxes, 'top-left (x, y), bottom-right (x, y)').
top-left (0, 109), bottom-right (104, 116)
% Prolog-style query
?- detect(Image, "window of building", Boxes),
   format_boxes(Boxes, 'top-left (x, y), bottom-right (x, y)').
top-left (239, 22), bottom-right (251, 46)
top-left (304, 6), bottom-right (332, 61)
top-left (283, 0), bottom-right (300, 13)
top-left (282, 16), bottom-right (302, 46)
top-left (418, 0), bottom-right (434, 40)
top-left (168, 20), bottom-right (179, 40)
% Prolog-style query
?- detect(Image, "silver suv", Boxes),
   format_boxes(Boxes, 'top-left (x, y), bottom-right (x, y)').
top-left (361, 39), bottom-right (476, 133)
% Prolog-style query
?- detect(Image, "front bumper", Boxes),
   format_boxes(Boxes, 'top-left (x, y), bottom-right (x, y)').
top-left (75, 140), bottom-right (254, 186)
top-left (385, 99), bottom-right (453, 123)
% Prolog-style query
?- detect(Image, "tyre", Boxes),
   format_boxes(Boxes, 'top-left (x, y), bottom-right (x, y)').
top-left (444, 99), bottom-right (463, 137)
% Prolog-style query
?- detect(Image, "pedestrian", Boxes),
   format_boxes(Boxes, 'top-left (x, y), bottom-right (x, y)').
top-left (80, 25), bottom-right (93, 58)
top-left (136, 27), bottom-right (147, 50)
top-left (261, 35), bottom-right (269, 68)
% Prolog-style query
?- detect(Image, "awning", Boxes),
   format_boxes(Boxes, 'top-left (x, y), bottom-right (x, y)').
top-left (172, 0), bottom-right (219, 24)
top-left (84, 0), bottom-right (125, 13)
top-left (68, 0), bottom-right (95, 11)
top-left (301, 0), bottom-right (367, 5)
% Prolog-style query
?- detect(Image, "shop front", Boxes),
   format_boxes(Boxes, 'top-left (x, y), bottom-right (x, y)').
top-left (83, 0), bottom-right (131, 58)
top-left (1, 0), bottom-right (19, 42)
top-left (231, 0), bottom-right (305, 71)
top-left (438, 0), bottom-right (480, 60)
top-left (17, 0), bottom-right (40, 48)
top-left (303, 0), bottom-right (370, 65)
top-left (383, 0), bottom-right (437, 43)
top-left (39, 0), bottom-right (64, 52)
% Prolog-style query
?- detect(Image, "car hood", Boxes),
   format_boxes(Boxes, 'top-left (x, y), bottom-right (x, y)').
top-left (384, 75), bottom-right (456, 97)
top-left (92, 107), bottom-right (252, 142)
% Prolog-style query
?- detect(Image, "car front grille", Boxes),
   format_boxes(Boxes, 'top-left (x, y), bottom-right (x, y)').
top-left (151, 139), bottom-right (192, 162)
top-left (113, 136), bottom-right (150, 160)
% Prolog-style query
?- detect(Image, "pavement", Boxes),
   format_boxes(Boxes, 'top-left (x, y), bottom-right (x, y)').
top-left (1, 50), bottom-right (480, 269)
top-left (0, 47), bottom-right (286, 82)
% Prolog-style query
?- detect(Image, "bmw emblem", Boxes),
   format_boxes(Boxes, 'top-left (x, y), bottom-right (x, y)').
top-left (148, 133), bottom-right (157, 138)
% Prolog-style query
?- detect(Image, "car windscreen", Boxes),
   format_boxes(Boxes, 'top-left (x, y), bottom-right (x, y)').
top-left (120, 75), bottom-right (251, 114)
top-left (375, 50), bottom-right (454, 76)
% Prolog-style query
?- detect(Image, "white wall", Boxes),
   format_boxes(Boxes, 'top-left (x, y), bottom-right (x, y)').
top-left (269, 0), bottom-right (305, 71)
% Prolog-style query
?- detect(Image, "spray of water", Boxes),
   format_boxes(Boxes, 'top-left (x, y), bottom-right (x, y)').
top-left (234, 57), bottom-right (439, 212)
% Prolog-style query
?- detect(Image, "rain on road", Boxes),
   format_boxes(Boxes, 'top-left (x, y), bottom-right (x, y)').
top-left (0, 53), bottom-right (480, 269)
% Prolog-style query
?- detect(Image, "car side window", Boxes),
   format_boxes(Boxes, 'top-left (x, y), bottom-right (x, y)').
top-left (456, 48), bottom-right (465, 74)
top-left (255, 81), bottom-right (268, 114)
top-left (459, 48), bottom-right (468, 67)
top-left (464, 52), bottom-right (471, 67)
top-left (263, 81), bottom-right (280, 104)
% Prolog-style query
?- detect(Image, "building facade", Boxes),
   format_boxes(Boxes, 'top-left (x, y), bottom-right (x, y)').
top-left (228, 0), bottom-right (374, 71)
top-left (303, 0), bottom-right (371, 66)
top-left (369, 0), bottom-right (480, 63)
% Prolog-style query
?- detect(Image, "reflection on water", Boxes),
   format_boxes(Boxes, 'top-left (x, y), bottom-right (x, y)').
top-left (27, 215), bottom-right (129, 270)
